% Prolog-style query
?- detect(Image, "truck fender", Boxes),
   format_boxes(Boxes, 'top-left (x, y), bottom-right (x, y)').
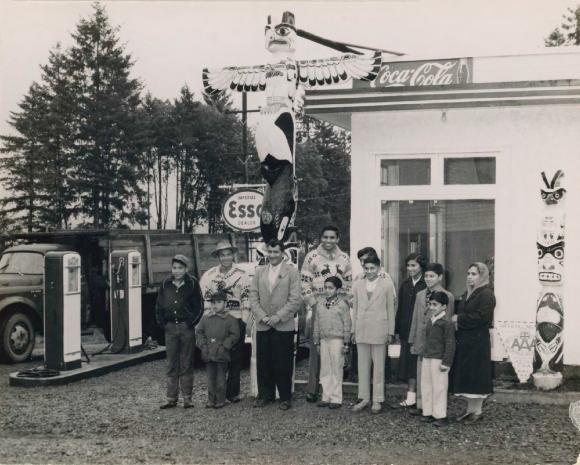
top-left (0, 296), bottom-right (40, 315)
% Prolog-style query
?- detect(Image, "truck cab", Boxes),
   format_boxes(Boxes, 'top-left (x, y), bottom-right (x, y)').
top-left (0, 243), bottom-right (70, 363)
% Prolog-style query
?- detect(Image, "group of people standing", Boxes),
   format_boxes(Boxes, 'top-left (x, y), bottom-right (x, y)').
top-left (154, 225), bottom-right (496, 426)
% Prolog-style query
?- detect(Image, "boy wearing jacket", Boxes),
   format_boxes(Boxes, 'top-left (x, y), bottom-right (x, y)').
top-left (420, 291), bottom-right (456, 427)
top-left (196, 291), bottom-right (240, 409)
top-left (156, 255), bottom-right (204, 410)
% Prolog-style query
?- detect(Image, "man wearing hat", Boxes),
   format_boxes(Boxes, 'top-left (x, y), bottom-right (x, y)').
top-left (156, 254), bottom-right (204, 409)
top-left (200, 239), bottom-right (251, 403)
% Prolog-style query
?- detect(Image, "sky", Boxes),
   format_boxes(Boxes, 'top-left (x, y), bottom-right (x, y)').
top-left (0, 0), bottom-right (577, 137)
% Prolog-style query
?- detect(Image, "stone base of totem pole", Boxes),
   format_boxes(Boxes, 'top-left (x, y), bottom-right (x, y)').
top-left (532, 371), bottom-right (563, 391)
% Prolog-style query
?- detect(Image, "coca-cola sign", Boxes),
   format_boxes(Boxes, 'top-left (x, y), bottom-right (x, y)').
top-left (356, 58), bottom-right (473, 88)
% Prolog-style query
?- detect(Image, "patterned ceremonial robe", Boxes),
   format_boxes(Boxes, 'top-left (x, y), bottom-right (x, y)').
top-left (301, 245), bottom-right (352, 306)
top-left (200, 265), bottom-right (251, 322)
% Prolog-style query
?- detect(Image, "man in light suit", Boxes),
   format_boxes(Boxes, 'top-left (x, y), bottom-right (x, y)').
top-left (250, 239), bottom-right (302, 410)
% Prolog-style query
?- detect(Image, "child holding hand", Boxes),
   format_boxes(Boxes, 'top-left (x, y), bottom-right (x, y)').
top-left (313, 276), bottom-right (351, 409)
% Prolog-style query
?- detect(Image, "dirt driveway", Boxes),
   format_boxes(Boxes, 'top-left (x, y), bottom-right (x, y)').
top-left (0, 358), bottom-right (579, 465)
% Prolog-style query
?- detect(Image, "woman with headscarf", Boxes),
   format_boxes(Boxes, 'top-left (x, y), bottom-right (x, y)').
top-left (451, 262), bottom-right (496, 423)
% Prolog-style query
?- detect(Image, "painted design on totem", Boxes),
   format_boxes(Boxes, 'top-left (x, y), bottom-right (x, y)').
top-left (533, 170), bottom-right (565, 390)
top-left (202, 11), bottom-right (381, 244)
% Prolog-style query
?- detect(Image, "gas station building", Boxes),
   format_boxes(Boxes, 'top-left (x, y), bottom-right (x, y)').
top-left (305, 47), bottom-right (580, 373)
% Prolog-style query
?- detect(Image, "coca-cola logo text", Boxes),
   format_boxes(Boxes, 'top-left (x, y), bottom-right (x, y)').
top-left (371, 58), bottom-right (472, 87)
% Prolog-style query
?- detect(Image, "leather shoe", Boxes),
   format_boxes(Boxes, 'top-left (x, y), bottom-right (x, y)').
top-left (328, 403), bottom-right (342, 409)
top-left (160, 402), bottom-right (177, 410)
top-left (317, 401), bottom-right (330, 408)
top-left (183, 401), bottom-right (193, 409)
top-left (455, 412), bottom-right (473, 422)
top-left (214, 403), bottom-right (226, 409)
top-left (466, 413), bottom-right (483, 423)
top-left (227, 396), bottom-right (241, 403)
top-left (279, 401), bottom-right (292, 411)
top-left (409, 408), bottom-right (422, 416)
top-left (433, 418), bottom-right (449, 427)
top-left (305, 393), bottom-right (318, 403)
top-left (420, 415), bottom-right (435, 423)
top-left (253, 398), bottom-right (271, 408)
top-left (205, 402), bottom-right (215, 409)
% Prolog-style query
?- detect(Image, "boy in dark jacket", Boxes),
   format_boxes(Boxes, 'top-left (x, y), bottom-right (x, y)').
top-left (196, 291), bottom-right (240, 409)
top-left (420, 291), bottom-right (455, 427)
top-left (156, 255), bottom-right (204, 410)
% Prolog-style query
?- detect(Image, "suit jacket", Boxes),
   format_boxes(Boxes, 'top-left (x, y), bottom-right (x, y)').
top-left (352, 277), bottom-right (396, 344)
top-left (250, 262), bottom-right (302, 332)
top-left (408, 286), bottom-right (454, 356)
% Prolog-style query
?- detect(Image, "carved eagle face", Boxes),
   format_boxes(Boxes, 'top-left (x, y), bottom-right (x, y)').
top-left (264, 12), bottom-right (296, 54)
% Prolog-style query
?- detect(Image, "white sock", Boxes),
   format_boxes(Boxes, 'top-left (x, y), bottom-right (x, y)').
top-left (405, 391), bottom-right (416, 404)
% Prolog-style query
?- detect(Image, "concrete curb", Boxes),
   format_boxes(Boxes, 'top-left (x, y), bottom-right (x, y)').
top-left (293, 379), bottom-right (580, 406)
top-left (9, 347), bottom-right (166, 387)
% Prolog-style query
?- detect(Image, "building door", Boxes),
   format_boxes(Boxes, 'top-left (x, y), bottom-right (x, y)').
top-left (378, 154), bottom-right (496, 296)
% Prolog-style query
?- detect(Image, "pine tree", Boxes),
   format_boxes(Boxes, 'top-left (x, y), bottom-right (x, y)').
top-left (546, 6), bottom-right (580, 46)
top-left (297, 115), bottom-right (351, 249)
top-left (67, 3), bottom-right (146, 228)
top-left (0, 83), bottom-right (50, 231)
top-left (138, 94), bottom-right (175, 229)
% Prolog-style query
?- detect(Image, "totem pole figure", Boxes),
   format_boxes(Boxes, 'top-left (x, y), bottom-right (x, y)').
top-left (533, 170), bottom-right (565, 390)
top-left (202, 11), bottom-right (381, 245)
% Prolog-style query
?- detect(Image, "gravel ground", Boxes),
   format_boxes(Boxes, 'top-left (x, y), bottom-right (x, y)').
top-left (1, 354), bottom-right (580, 465)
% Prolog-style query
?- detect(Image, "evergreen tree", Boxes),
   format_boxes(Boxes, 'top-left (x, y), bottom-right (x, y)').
top-left (546, 6), bottom-right (580, 46)
top-left (138, 94), bottom-right (175, 229)
top-left (67, 3), bottom-right (146, 228)
top-left (297, 115), bottom-right (351, 250)
top-left (0, 83), bottom-right (48, 231)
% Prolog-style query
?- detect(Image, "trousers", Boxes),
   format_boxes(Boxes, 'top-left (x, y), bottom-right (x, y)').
top-left (226, 319), bottom-right (246, 400)
top-left (307, 307), bottom-right (320, 395)
top-left (320, 338), bottom-right (344, 404)
top-left (421, 357), bottom-right (449, 419)
top-left (165, 322), bottom-right (195, 402)
top-left (257, 329), bottom-right (294, 402)
top-left (207, 362), bottom-right (228, 405)
top-left (417, 357), bottom-right (423, 408)
top-left (357, 343), bottom-right (386, 403)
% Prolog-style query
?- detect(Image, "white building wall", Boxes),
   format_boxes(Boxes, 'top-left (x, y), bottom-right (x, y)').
top-left (350, 104), bottom-right (580, 365)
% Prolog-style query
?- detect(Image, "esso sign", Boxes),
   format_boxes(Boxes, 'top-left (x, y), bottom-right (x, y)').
top-left (222, 190), bottom-right (264, 232)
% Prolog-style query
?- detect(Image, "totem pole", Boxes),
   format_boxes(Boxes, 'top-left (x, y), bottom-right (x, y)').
top-left (533, 170), bottom-right (565, 390)
top-left (203, 11), bottom-right (381, 246)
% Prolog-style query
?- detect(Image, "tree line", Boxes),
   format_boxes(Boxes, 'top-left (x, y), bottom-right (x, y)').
top-left (0, 3), bottom-right (351, 244)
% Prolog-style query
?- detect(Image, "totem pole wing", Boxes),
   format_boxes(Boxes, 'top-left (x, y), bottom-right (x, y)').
top-left (202, 65), bottom-right (268, 94)
top-left (296, 50), bottom-right (382, 87)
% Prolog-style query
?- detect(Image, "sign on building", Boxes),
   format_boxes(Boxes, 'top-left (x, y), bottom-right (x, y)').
top-left (222, 190), bottom-right (264, 232)
top-left (354, 57), bottom-right (473, 88)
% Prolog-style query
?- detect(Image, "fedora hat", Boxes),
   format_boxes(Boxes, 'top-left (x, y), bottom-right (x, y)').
top-left (211, 240), bottom-right (238, 258)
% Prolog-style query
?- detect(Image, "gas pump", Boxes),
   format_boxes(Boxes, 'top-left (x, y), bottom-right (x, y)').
top-left (44, 251), bottom-right (82, 371)
top-left (110, 250), bottom-right (142, 353)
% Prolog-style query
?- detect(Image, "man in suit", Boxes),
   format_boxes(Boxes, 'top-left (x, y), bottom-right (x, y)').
top-left (250, 239), bottom-right (302, 410)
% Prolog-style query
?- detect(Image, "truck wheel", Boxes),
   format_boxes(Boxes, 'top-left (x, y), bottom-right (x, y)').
top-left (0, 311), bottom-right (36, 363)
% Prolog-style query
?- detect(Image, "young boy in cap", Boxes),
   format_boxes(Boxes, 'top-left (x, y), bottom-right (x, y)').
top-left (196, 291), bottom-right (240, 408)
top-left (156, 254), bottom-right (204, 409)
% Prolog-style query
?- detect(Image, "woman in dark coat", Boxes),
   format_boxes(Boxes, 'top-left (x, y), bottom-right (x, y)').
top-left (395, 253), bottom-right (427, 408)
top-left (451, 262), bottom-right (496, 422)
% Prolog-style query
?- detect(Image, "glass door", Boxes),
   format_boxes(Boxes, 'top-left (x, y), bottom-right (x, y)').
top-left (381, 199), bottom-right (495, 297)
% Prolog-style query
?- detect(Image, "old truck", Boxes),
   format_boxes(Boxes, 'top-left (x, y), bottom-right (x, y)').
top-left (0, 230), bottom-right (250, 363)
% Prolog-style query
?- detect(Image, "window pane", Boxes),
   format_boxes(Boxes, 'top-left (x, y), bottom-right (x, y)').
top-left (444, 157), bottom-right (496, 184)
top-left (381, 199), bottom-right (494, 297)
top-left (380, 159), bottom-right (430, 186)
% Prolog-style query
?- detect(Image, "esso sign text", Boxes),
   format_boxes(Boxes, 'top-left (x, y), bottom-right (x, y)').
top-left (222, 190), bottom-right (264, 232)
